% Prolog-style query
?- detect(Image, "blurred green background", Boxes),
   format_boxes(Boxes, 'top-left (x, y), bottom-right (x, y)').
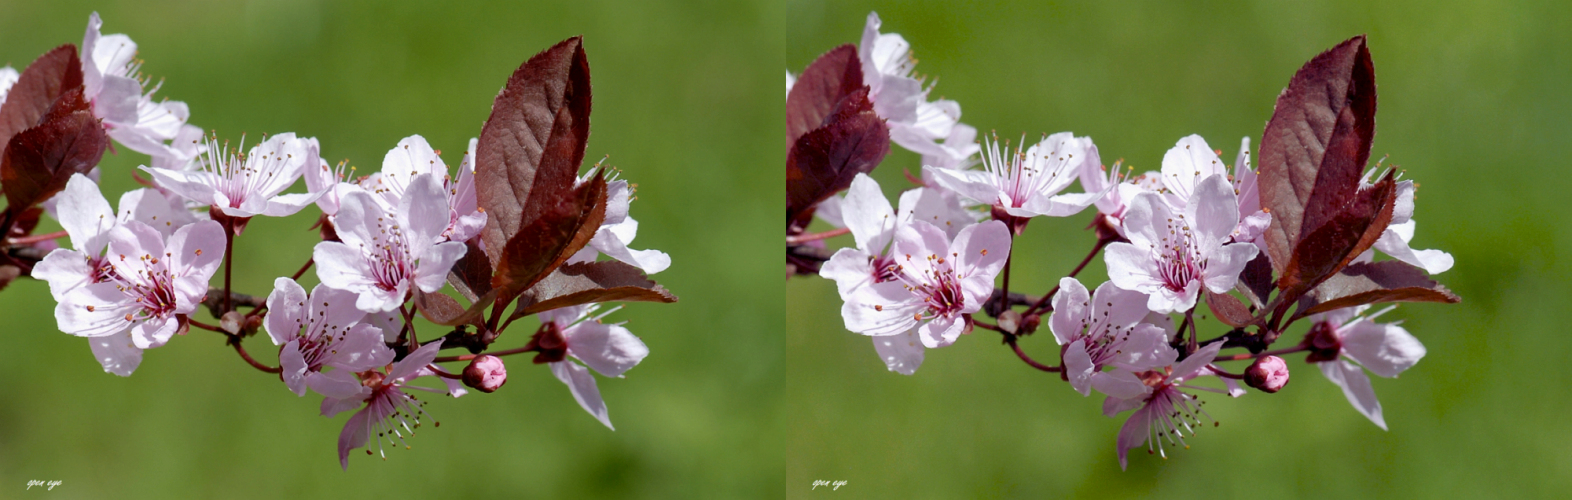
top-left (0, 1), bottom-right (781, 498)
top-left (788, 0), bottom-right (1571, 498)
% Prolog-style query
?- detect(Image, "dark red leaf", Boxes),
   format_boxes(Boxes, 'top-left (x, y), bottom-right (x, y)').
top-left (511, 260), bottom-right (678, 320)
top-left (1235, 252), bottom-right (1276, 309)
top-left (491, 173), bottom-right (606, 304)
top-left (786, 44), bottom-right (864, 146)
top-left (0, 264), bottom-right (20, 292)
top-left (476, 36), bottom-right (592, 272)
top-left (446, 238), bottom-right (493, 303)
top-left (1206, 290), bottom-right (1255, 328)
top-left (1258, 35), bottom-right (1377, 275)
top-left (414, 290), bottom-right (492, 328)
top-left (2, 110), bottom-right (109, 212)
top-left (785, 94), bottom-right (888, 229)
top-left (1294, 260), bottom-right (1460, 320)
top-left (1277, 173), bottom-right (1395, 298)
top-left (0, 45), bottom-right (83, 159)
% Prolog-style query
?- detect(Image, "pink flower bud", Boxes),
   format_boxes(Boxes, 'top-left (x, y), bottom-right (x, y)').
top-left (1245, 355), bottom-right (1290, 393)
top-left (462, 355), bottom-right (507, 393)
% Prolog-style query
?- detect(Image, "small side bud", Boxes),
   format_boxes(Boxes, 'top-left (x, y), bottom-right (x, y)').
top-left (1245, 355), bottom-right (1290, 393)
top-left (462, 355), bottom-right (507, 393)
top-left (1019, 314), bottom-right (1041, 335)
top-left (997, 310), bottom-right (1022, 333)
top-left (220, 311), bottom-right (246, 335)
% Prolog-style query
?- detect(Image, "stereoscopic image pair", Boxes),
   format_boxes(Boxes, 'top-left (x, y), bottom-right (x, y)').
top-left (1, 1), bottom-right (1563, 497)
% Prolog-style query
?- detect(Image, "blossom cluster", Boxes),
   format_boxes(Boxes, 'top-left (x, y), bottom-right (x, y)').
top-left (788, 14), bottom-right (1458, 469)
top-left (3, 16), bottom-right (675, 469)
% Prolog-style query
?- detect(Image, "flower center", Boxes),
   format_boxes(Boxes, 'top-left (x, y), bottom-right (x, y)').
top-left (895, 251), bottom-right (966, 321)
top-left (367, 228), bottom-right (414, 292)
top-left (1153, 216), bottom-right (1205, 292)
top-left (200, 135), bottom-right (294, 209)
top-left (110, 253), bottom-right (179, 320)
top-left (981, 136), bottom-right (1074, 209)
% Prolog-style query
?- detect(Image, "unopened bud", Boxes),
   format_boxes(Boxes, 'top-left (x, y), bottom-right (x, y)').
top-left (462, 355), bottom-right (507, 393)
top-left (1019, 314), bottom-right (1040, 334)
top-left (1245, 355), bottom-right (1290, 393)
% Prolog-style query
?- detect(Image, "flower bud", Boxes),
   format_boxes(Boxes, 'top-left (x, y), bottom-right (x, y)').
top-left (220, 311), bottom-right (246, 335)
top-left (462, 355), bottom-right (508, 393)
top-left (997, 310), bottom-right (1022, 333)
top-left (1245, 355), bottom-right (1290, 393)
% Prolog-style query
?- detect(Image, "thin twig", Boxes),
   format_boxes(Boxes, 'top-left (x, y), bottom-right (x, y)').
top-left (6, 230), bottom-right (68, 245)
top-left (785, 227), bottom-right (850, 245)
top-left (433, 345), bottom-right (533, 363)
top-left (231, 339), bottom-right (282, 374)
top-left (1022, 238), bottom-right (1110, 317)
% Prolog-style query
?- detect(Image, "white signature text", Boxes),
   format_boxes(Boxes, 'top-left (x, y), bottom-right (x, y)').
top-left (811, 480), bottom-right (847, 490)
top-left (26, 480), bottom-right (62, 491)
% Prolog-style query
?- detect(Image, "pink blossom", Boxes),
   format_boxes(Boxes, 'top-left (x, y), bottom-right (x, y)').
top-left (539, 305), bottom-right (650, 430)
top-left (51, 219), bottom-right (225, 375)
top-left (1371, 178), bottom-right (1453, 274)
top-left (1306, 305), bottom-right (1426, 430)
top-left (313, 173), bottom-right (468, 313)
top-left (320, 340), bottom-right (464, 470)
top-left (264, 278), bottom-right (393, 397)
top-left (566, 167), bottom-right (670, 274)
top-left (143, 133), bottom-right (327, 218)
top-left (351, 135), bottom-right (486, 243)
top-left (858, 12), bottom-right (970, 160)
top-left (839, 219), bottom-right (1010, 348)
top-left (35, 175), bottom-right (199, 376)
top-left (1156, 135), bottom-right (1271, 244)
top-left (80, 12), bottom-right (191, 160)
top-left (925, 134), bottom-right (1103, 219)
top-left (1104, 175), bottom-right (1259, 313)
top-left (1048, 278), bottom-right (1176, 396)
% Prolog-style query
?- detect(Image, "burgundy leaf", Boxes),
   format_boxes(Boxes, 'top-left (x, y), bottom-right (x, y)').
top-left (1206, 290), bottom-right (1255, 328)
top-left (1277, 173), bottom-right (1395, 299)
top-left (1258, 35), bottom-right (1376, 275)
top-left (446, 238), bottom-right (493, 303)
top-left (2, 110), bottom-right (109, 213)
top-left (0, 264), bottom-right (19, 292)
top-left (785, 94), bottom-right (888, 229)
top-left (1235, 251), bottom-right (1276, 309)
top-left (491, 173), bottom-right (607, 304)
top-left (476, 36), bottom-right (592, 271)
top-left (511, 260), bottom-right (678, 320)
top-left (0, 45), bottom-right (83, 159)
top-left (414, 290), bottom-right (492, 328)
top-left (1295, 259), bottom-right (1460, 319)
top-left (786, 44), bottom-right (864, 146)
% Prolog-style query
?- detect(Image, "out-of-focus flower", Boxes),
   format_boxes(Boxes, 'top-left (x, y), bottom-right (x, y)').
top-left (859, 12), bottom-right (971, 162)
top-left (537, 305), bottom-right (650, 430)
top-left (566, 166), bottom-right (669, 274)
top-left (81, 12), bottom-right (192, 159)
top-left (1306, 305), bottom-right (1425, 430)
